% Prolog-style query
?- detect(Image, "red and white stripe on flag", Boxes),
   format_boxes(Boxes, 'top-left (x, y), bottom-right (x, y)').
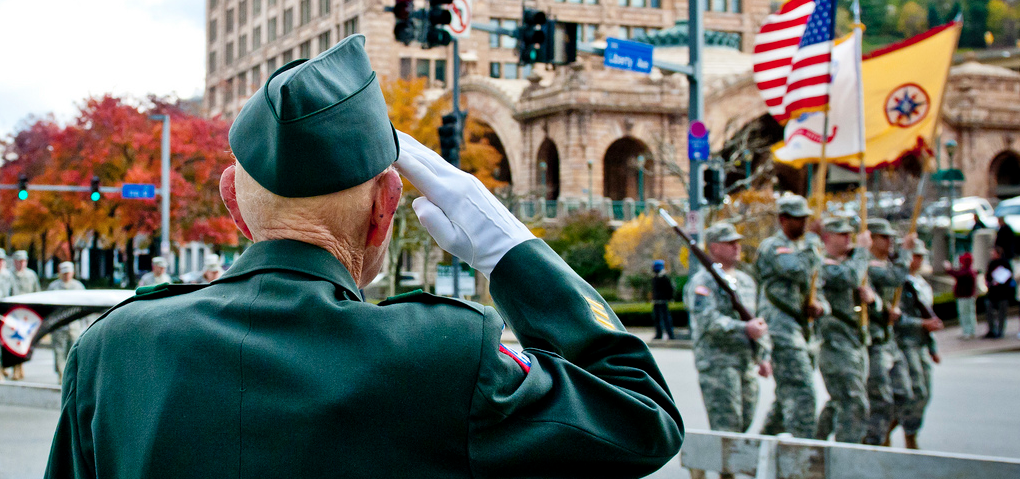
top-left (753, 0), bottom-right (836, 125)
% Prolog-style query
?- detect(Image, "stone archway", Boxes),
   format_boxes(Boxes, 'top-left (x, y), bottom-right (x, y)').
top-left (536, 138), bottom-right (560, 200)
top-left (991, 150), bottom-right (1020, 199)
top-left (603, 137), bottom-right (653, 201)
top-left (460, 79), bottom-right (525, 193)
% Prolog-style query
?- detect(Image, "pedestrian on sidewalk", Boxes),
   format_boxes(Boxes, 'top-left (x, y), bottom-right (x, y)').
top-left (984, 246), bottom-right (1015, 339)
top-left (945, 253), bottom-right (978, 339)
top-left (651, 259), bottom-right (676, 340)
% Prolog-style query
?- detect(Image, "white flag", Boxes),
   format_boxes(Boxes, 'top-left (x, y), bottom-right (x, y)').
top-left (773, 30), bottom-right (864, 166)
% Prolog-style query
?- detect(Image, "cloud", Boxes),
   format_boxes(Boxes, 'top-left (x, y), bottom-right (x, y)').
top-left (0, 0), bottom-right (206, 138)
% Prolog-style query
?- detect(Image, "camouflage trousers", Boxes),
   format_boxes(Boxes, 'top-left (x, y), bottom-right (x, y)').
top-left (760, 326), bottom-right (817, 438)
top-left (697, 363), bottom-right (759, 433)
top-left (815, 344), bottom-right (869, 442)
top-left (895, 344), bottom-right (933, 435)
top-left (864, 341), bottom-right (913, 444)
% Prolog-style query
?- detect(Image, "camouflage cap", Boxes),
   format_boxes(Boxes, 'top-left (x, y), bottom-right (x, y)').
top-left (704, 222), bottom-right (744, 244)
top-left (910, 240), bottom-right (928, 256)
top-left (0, 248), bottom-right (6, 259)
top-left (12, 250), bottom-right (28, 261)
top-left (152, 257), bottom-right (167, 267)
top-left (58, 261), bottom-right (75, 274)
top-left (777, 195), bottom-right (812, 217)
top-left (823, 217), bottom-right (854, 234)
top-left (867, 218), bottom-right (898, 236)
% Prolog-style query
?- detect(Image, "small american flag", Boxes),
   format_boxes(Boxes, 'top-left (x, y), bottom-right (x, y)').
top-left (753, 0), bottom-right (837, 125)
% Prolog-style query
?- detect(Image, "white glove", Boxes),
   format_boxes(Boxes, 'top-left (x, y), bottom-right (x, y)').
top-left (394, 130), bottom-right (535, 278)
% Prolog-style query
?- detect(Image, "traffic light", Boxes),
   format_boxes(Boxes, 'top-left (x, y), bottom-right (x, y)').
top-left (17, 174), bottom-right (27, 201)
top-left (90, 176), bottom-right (101, 201)
top-left (390, 0), bottom-right (416, 46)
top-left (438, 113), bottom-right (461, 166)
top-left (518, 9), bottom-right (547, 64)
top-left (425, 0), bottom-right (453, 47)
top-left (703, 168), bottom-right (724, 205)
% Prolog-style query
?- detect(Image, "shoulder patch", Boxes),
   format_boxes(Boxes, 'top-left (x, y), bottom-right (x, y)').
top-left (378, 290), bottom-right (485, 314)
top-left (695, 285), bottom-right (711, 296)
top-left (775, 246), bottom-right (792, 254)
top-left (498, 343), bottom-right (531, 372)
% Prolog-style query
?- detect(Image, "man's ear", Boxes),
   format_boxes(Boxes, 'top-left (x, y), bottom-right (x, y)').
top-left (220, 164), bottom-right (254, 241)
top-left (366, 168), bottom-right (403, 247)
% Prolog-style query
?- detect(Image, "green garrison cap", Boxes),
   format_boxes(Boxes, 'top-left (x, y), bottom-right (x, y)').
top-left (867, 219), bottom-right (898, 237)
top-left (777, 195), bottom-right (812, 217)
top-left (228, 34), bottom-right (398, 197)
top-left (823, 217), bottom-right (854, 234)
top-left (704, 222), bottom-right (744, 244)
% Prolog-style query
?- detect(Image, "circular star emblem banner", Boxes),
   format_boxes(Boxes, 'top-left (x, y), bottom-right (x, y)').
top-left (885, 83), bottom-right (930, 127)
top-left (1, 306), bottom-right (43, 358)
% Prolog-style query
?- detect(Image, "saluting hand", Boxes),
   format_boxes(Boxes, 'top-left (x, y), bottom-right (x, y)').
top-left (745, 318), bottom-right (768, 341)
top-left (394, 131), bottom-right (535, 278)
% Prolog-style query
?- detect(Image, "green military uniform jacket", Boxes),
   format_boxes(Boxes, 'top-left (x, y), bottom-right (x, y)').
top-left (45, 239), bottom-right (683, 478)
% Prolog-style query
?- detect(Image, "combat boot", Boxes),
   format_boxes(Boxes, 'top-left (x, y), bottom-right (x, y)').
top-left (904, 434), bottom-right (919, 449)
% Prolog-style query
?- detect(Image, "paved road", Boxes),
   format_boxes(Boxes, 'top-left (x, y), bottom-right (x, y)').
top-left (4, 344), bottom-right (1020, 478)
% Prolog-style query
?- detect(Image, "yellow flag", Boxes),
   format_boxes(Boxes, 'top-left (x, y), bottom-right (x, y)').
top-left (856, 21), bottom-right (961, 171)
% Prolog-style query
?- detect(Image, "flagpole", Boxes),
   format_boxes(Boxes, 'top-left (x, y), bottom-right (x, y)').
top-left (852, 0), bottom-right (869, 333)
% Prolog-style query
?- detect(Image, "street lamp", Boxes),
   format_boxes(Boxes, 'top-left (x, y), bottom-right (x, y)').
top-left (635, 155), bottom-right (646, 214)
top-left (149, 114), bottom-right (172, 272)
top-left (945, 139), bottom-right (958, 264)
top-left (586, 159), bottom-right (594, 209)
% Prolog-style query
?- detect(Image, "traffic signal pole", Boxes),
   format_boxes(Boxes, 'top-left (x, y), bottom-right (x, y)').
top-left (450, 37), bottom-right (462, 298)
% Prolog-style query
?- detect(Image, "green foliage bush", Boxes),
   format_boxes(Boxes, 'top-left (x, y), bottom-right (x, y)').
top-left (545, 210), bottom-right (620, 286)
top-left (610, 302), bottom-right (689, 328)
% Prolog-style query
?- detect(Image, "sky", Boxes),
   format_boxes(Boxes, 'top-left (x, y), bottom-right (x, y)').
top-left (0, 0), bottom-right (206, 140)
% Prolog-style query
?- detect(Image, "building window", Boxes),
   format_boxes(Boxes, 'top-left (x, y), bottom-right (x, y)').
top-left (267, 57), bottom-right (277, 72)
top-left (269, 0), bottom-right (277, 6)
top-left (320, 0), bottom-right (330, 16)
top-left (300, 0), bottom-right (311, 25)
top-left (521, 63), bottom-right (533, 78)
top-left (434, 59), bottom-right (447, 84)
top-left (208, 86), bottom-right (216, 108)
top-left (343, 17), bottom-right (359, 37)
top-left (489, 19), bottom-right (500, 48)
top-left (239, 34), bottom-right (248, 56)
top-left (268, 17), bottom-right (277, 41)
top-left (318, 31), bottom-right (331, 53)
top-left (226, 42), bottom-right (235, 65)
top-left (619, 26), bottom-right (629, 39)
top-left (619, 0), bottom-right (658, 6)
top-left (631, 27), bottom-right (646, 39)
top-left (226, 8), bottom-right (235, 33)
top-left (225, 78), bottom-right (234, 104)
top-left (283, 8), bottom-right (294, 35)
top-left (210, 0), bottom-right (218, 10)
top-left (729, 0), bottom-right (741, 13)
top-left (208, 51), bottom-right (216, 73)
top-left (504, 62), bottom-right (518, 80)
top-left (208, 19), bottom-right (217, 43)
top-left (282, 49), bottom-right (293, 63)
top-left (489, 62), bottom-right (501, 78)
top-left (400, 58), bottom-right (412, 79)
top-left (416, 58), bottom-right (429, 79)
top-left (238, 72), bottom-right (247, 97)
top-left (586, 0), bottom-right (598, 4)
top-left (253, 0), bottom-right (261, 16)
top-left (576, 24), bottom-right (597, 43)
top-left (252, 65), bottom-right (262, 87)
top-left (501, 19), bottom-right (517, 49)
top-left (240, 1), bottom-right (248, 26)
top-left (300, 40), bottom-right (312, 59)
top-left (253, 26), bottom-right (262, 48)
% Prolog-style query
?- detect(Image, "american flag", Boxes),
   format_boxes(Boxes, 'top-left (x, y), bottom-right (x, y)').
top-left (753, 0), bottom-right (837, 124)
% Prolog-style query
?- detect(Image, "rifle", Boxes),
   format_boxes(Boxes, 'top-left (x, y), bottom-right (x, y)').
top-left (902, 279), bottom-right (936, 320)
top-left (658, 209), bottom-right (760, 355)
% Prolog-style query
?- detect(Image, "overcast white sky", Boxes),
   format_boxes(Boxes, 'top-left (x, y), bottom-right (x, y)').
top-left (0, 0), bottom-right (206, 140)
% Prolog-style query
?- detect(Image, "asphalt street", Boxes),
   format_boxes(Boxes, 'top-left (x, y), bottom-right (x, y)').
top-left (4, 345), bottom-right (1020, 479)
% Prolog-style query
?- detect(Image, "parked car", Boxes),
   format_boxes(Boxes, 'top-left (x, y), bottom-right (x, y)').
top-left (917, 196), bottom-right (996, 233)
top-left (994, 195), bottom-right (1020, 235)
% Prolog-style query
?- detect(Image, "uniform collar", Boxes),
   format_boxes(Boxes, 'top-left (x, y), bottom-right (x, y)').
top-left (217, 239), bottom-right (363, 301)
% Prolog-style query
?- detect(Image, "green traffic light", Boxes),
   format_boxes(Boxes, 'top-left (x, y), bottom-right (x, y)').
top-left (91, 192), bottom-right (100, 201)
top-left (18, 191), bottom-right (27, 201)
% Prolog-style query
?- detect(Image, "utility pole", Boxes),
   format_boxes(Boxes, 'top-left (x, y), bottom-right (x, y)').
top-left (150, 114), bottom-right (172, 272)
top-left (688, 0), bottom-right (705, 242)
top-left (450, 37), bottom-right (462, 298)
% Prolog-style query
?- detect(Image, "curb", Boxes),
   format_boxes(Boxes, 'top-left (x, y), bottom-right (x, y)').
top-left (0, 382), bottom-right (61, 410)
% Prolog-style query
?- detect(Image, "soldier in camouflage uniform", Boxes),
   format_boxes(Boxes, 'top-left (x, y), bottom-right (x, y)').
top-left (814, 218), bottom-right (876, 443)
top-left (756, 196), bottom-right (827, 439)
top-left (894, 241), bottom-right (943, 449)
top-left (864, 219), bottom-right (915, 445)
top-left (686, 222), bottom-right (772, 435)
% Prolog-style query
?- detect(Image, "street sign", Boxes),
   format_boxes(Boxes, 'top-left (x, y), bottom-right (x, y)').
top-left (932, 168), bottom-right (964, 182)
top-left (446, 0), bottom-right (472, 38)
top-left (603, 37), bottom-right (653, 74)
top-left (688, 120), bottom-right (710, 161)
top-left (121, 183), bottom-right (156, 199)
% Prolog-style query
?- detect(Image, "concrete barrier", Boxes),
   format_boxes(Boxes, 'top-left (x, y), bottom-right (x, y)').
top-left (0, 382), bottom-right (61, 410)
top-left (681, 429), bottom-right (1020, 479)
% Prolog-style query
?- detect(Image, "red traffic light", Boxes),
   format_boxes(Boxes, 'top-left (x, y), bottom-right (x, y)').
top-left (393, 0), bottom-right (413, 20)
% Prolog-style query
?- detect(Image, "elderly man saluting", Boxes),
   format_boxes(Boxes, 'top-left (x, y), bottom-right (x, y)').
top-left (45, 35), bottom-right (682, 478)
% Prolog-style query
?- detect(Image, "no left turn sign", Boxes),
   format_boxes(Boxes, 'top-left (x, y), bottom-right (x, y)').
top-left (447, 0), bottom-right (472, 38)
